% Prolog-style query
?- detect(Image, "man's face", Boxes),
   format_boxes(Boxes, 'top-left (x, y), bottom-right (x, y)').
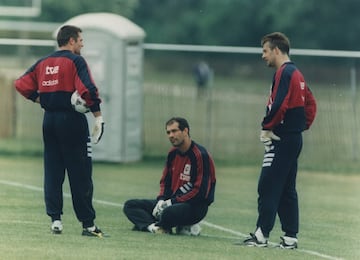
top-left (262, 41), bottom-right (276, 67)
top-left (72, 33), bottom-right (84, 55)
top-left (166, 122), bottom-right (186, 147)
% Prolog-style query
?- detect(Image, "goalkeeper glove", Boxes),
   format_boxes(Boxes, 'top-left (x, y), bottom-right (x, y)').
top-left (163, 199), bottom-right (172, 208)
top-left (260, 130), bottom-right (280, 146)
top-left (92, 116), bottom-right (104, 144)
top-left (152, 200), bottom-right (164, 219)
top-left (152, 199), bottom-right (172, 219)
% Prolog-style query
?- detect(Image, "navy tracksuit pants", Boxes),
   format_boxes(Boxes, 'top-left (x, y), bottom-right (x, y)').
top-left (123, 199), bottom-right (208, 231)
top-left (256, 133), bottom-right (303, 238)
top-left (42, 111), bottom-right (96, 228)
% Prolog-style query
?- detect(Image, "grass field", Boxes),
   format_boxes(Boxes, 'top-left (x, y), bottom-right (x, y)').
top-left (0, 155), bottom-right (359, 260)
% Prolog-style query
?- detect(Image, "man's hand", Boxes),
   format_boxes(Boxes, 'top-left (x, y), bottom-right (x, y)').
top-left (260, 130), bottom-right (280, 146)
top-left (92, 116), bottom-right (104, 144)
top-left (152, 199), bottom-right (172, 219)
top-left (163, 199), bottom-right (172, 208)
top-left (152, 200), bottom-right (164, 219)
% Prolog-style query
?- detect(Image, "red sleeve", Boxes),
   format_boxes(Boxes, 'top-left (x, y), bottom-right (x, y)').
top-left (157, 148), bottom-right (177, 200)
top-left (14, 67), bottom-right (39, 102)
top-left (304, 86), bottom-right (317, 129)
top-left (73, 56), bottom-right (101, 112)
top-left (262, 65), bottom-right (291, 130)
top-left (157, 164), bottom-right (169, 199)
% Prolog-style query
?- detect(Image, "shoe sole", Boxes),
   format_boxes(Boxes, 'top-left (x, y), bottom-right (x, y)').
top-left (82, 230), bottom-right (110, 238)
top-left (279, 244), bottom-right (297, 249)
top-left (151, 232), bottom-right (170, 235)
top-left (51, 228), bottom-right (62, 234)
top-left (233, 241), bottom-right (268, 247)
top-left (82, 231), bottom-right (103, 238)
top-left (244, 243), bottom-right (268, 247)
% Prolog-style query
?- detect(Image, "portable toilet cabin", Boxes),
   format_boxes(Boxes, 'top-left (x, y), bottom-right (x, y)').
top-left (57, 12), bottom-right (146, 162)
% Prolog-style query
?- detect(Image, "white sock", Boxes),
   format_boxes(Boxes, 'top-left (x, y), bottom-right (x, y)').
top-left (147, 223), bottom-right (155, 232)
top-left (283, 236), bottom-right (298, 244)
top-left (87, 225), bottom-right (96, 232)
top-left (254, 227), bottom-right (268, 242)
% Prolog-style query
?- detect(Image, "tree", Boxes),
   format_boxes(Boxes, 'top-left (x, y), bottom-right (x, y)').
top-left (29, 0), bottom-right (360, 50)
top-left (132, 0), bottom-right (360, 50)
top-left (37, 0), bottom-right (138, 23)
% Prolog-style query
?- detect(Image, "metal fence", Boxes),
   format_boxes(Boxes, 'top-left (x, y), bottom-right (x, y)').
top-left (1, 39), bottom-right (360, 172)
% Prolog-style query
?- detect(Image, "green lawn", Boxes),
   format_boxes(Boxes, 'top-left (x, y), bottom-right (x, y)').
top-left (0, 156), bottom-right (358, 259)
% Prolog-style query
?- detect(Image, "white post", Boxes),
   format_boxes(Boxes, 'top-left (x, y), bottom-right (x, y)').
top-left (205, 69), bottom-right (214, 152)
top-left (350, 64), bottom-right (358, 160)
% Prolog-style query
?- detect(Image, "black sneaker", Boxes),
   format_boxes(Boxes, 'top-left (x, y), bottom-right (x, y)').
top-left (242, 233), bottom-right (268, 247)
top-left (279, 236), bottom-right (298, 249)
top-left (82, 226), bottom-right (106, 238)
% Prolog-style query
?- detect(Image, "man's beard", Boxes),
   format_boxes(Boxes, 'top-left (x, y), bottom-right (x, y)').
top-left (171, 138), bottom-right (184, 147)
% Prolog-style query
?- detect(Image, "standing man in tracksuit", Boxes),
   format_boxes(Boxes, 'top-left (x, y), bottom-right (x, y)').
top-left (242, 32), bottom-right (317, 248)
top-left (14, 25), bottom-right (106, 237)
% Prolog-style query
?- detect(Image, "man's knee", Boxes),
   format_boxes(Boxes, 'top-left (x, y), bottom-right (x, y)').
top-left (123, 199), bottom-right (136, 215)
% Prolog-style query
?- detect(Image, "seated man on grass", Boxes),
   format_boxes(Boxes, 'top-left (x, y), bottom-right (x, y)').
top-left (123, 117), bottom-right (216, 235)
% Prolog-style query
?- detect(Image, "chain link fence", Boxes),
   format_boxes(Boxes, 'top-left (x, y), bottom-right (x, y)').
top-left (1, 43), bottom-right (360, 172)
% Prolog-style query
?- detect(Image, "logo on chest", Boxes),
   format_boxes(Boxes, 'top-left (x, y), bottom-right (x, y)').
top-left (180, 164), bottom-right (191, 181)
top-left (45, 65), bottom-right (59, 75)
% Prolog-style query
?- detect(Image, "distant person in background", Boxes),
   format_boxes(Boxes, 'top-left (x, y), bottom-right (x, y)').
top-left (123, 117), bottom-right (216, 235)
top-left (193, 61), bottom-right (211, 98)
top-left (241, 32), bottom-right (316, 248)
top-left (14, 25), bottom-right (106, 237)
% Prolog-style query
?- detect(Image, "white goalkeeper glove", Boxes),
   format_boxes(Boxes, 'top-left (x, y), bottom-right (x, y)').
top-left (260, 130), bottom-right (280, 146)
top-left (152, 199), bottom-right (172, 219)
top-left (92, 116), bottom-right (104, 144)
top-left (152, 200), bottom-right (164, 219)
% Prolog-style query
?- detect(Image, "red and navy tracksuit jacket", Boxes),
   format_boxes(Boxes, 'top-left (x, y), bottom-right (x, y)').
top-left (262, 61), bottom-right (316, 133)
top-left (256, 61), bottom-right (317, 237)
top-left (14, 50), bottom-right (101, 227)
top-left (14, 49), bottom-right (101, 112)
top-left (158, 141), bottom-right (216, 206)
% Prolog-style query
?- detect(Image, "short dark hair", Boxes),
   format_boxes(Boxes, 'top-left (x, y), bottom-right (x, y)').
top-left (261, 32), bottom-right (290, 55)
top-left (57, 25), bottom-right (82, 47)
top-left (165, 117), bottom-right (190, 135)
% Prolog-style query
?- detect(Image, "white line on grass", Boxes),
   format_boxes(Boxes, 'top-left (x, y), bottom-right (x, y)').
top-left (0, 179), bottom-right (344, 260)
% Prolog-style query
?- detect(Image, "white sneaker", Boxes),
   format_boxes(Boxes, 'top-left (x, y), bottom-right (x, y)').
top-left (176, 223), bottom-right (201, 236)
top-left (254, 227), bottom-right (267, 243)
top-left (241, 227), bottom-right (268, 247)
top-left (279, 236), bottom-right (298, 249)
top-left (147, 223), bottom-right (168, 234)
top-left (51, 220), bottom-right (63, 234)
